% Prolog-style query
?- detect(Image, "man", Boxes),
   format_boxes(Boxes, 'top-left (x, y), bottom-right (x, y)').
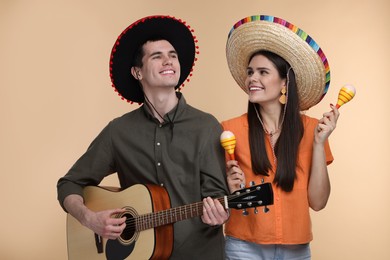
top-left (57, 15), bottom-right (229, 259)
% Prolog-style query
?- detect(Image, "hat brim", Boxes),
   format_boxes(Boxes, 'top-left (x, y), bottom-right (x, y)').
top-left (110, 15), bottom-right (196, 103)
top-left (226, 15), bottom-right (330, 110)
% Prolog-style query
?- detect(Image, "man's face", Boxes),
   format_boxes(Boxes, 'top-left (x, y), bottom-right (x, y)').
top-left (137, 40), bottom-right (181, 91)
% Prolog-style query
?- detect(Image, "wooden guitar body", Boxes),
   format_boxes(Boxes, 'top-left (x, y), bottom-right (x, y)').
top-left (67, 184), bottom-right (172, 260)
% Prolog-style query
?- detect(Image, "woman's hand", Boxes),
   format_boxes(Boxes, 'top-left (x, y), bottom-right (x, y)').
top-left (315, 104), bottom-right (340, 143)
top-left (226, 160), bottom-right (246, 193)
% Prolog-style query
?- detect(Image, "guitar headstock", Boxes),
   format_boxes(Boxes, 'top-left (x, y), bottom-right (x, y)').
top-left (227, 183), bottom-right (274, 210)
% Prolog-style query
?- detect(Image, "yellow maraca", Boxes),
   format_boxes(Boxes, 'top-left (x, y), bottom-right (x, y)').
top-left (220, 130), bottom-right (236, 160)
top-left (336, 84), bottom-right (356, 108)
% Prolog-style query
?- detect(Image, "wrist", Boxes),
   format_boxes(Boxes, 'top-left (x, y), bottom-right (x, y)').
top-left (313, 139), bottom-right (325, 148)
top-left (79, 206), bottom-right (94, 227)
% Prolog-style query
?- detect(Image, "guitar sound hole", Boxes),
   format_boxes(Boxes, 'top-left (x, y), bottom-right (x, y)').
top-left (121, 213), bottom-right (135, 240)
top-left (117, 206), bottom-right (139, 246)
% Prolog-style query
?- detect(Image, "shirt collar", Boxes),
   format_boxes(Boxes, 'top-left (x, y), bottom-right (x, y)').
top-left (142, 92), bottom-right (186, 125)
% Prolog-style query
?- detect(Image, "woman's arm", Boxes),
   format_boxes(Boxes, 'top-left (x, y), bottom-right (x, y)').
top-left (308, 104), bottom-right (339, 211)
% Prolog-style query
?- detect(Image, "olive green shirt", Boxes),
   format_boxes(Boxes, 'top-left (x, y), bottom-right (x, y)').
top-left (57, 94), bottom-right (228, 259)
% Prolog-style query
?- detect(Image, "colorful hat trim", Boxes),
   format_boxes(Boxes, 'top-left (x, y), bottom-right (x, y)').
top-left (227, 15), bottom-right (330, 110)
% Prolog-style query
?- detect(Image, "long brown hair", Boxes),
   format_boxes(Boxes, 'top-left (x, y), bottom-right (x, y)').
top-left (248, 50), bottom-right (303, 192)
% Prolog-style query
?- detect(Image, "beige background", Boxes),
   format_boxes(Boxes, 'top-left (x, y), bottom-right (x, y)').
top-left (1, 0), bottom-right (389, 259)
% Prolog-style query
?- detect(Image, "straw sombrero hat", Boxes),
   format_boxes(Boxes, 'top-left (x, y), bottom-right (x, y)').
top-left (226, 15), bottom-right (330, 110)
top-left (110, 15), bottom-right (198, 103)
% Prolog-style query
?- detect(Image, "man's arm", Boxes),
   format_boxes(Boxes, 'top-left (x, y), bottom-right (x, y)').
top-left (64, 194), bottom-right (126, 240)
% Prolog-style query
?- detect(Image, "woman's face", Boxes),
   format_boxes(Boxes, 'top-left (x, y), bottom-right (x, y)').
top-left (245, 54), bottom-right (286, 106)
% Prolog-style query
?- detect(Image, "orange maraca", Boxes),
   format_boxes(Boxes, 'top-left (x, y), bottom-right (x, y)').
top-left (220, 130), bottom-right (236, 160)
top-left (336, 84), bottom-right (356, 108)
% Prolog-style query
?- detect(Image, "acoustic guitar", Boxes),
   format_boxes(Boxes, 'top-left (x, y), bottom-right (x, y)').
top-left (66, 183), bottom-right (273, 259)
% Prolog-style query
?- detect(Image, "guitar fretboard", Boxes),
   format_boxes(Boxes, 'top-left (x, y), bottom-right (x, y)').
top-left (136, 197), bottom-right (225, 231)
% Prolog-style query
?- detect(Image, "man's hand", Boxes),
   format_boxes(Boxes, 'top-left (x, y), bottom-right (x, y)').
top-left (83, 208), bottom-right (127, 240)
top-left (64, 194), bottom-right (126, 240)
top-left (201, 197), bottom-right (229, 226)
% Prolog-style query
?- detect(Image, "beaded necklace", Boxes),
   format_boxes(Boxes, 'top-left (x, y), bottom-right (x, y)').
top-left (253, 104), bottom-right (282, 164)
top-left (252, 67), bottom-right (292, 163)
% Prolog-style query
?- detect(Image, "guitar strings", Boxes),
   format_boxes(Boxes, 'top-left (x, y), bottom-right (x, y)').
top-left (121, 201), bottom-right (207, 230)
top-left (118, 190), bottom-right (261, 231)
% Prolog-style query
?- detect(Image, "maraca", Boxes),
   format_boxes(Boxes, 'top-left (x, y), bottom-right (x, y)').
top-left (336, 84), bottom-right (356, 108)
top-left (220, 130), bottom-right (236, 160)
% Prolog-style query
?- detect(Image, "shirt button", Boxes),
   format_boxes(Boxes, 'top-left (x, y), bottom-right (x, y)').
top-left (157, 162), bottom-right (161, 166)
top-left (156, 142), bottom-right (161, 146)
top-left (159, 124), bottom-right (163, 128)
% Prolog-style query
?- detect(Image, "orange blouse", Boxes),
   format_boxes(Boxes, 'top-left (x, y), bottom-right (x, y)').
top-left (222, 113), bottom-right (333, 244)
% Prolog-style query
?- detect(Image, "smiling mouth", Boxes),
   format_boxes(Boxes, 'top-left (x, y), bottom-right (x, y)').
top-left (160, 70), bottom-right (175, 75)
top-left (249, 86), bottom-right (264, 91)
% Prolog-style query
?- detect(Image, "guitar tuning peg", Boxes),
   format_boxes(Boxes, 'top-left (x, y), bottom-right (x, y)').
top-left (263, 206), bottom-right (269, 213)
top-left (240, 183), bottom-right (245, 189)
top-left (261, 178), bottom-right (265, 184)
top-left (254, 207), bottom-right (258, 214)
top-left (250, 181), bottom-right (255, 186)
top-left (242, 209), bottom-right (249, 216)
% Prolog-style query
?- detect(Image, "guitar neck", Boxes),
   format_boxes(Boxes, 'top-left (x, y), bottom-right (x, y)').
top-left (135, 182), bottom-right (273, 232)
top-left (137, 197), bottom-right (224, 231)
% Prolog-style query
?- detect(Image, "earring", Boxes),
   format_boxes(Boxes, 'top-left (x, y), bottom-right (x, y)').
top-left (279, 87), bottom-right (286, 105)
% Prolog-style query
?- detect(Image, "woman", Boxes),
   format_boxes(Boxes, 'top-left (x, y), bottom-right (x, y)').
top-left (222, 15), bottom-right (339, 259)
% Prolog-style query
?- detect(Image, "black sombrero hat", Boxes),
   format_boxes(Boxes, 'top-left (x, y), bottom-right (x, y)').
top-left (109, 15), bottom-right (198, 103)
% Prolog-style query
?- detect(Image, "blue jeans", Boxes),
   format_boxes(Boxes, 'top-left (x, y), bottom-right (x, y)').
top-left (225, 236), bottom-right (311, 260)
